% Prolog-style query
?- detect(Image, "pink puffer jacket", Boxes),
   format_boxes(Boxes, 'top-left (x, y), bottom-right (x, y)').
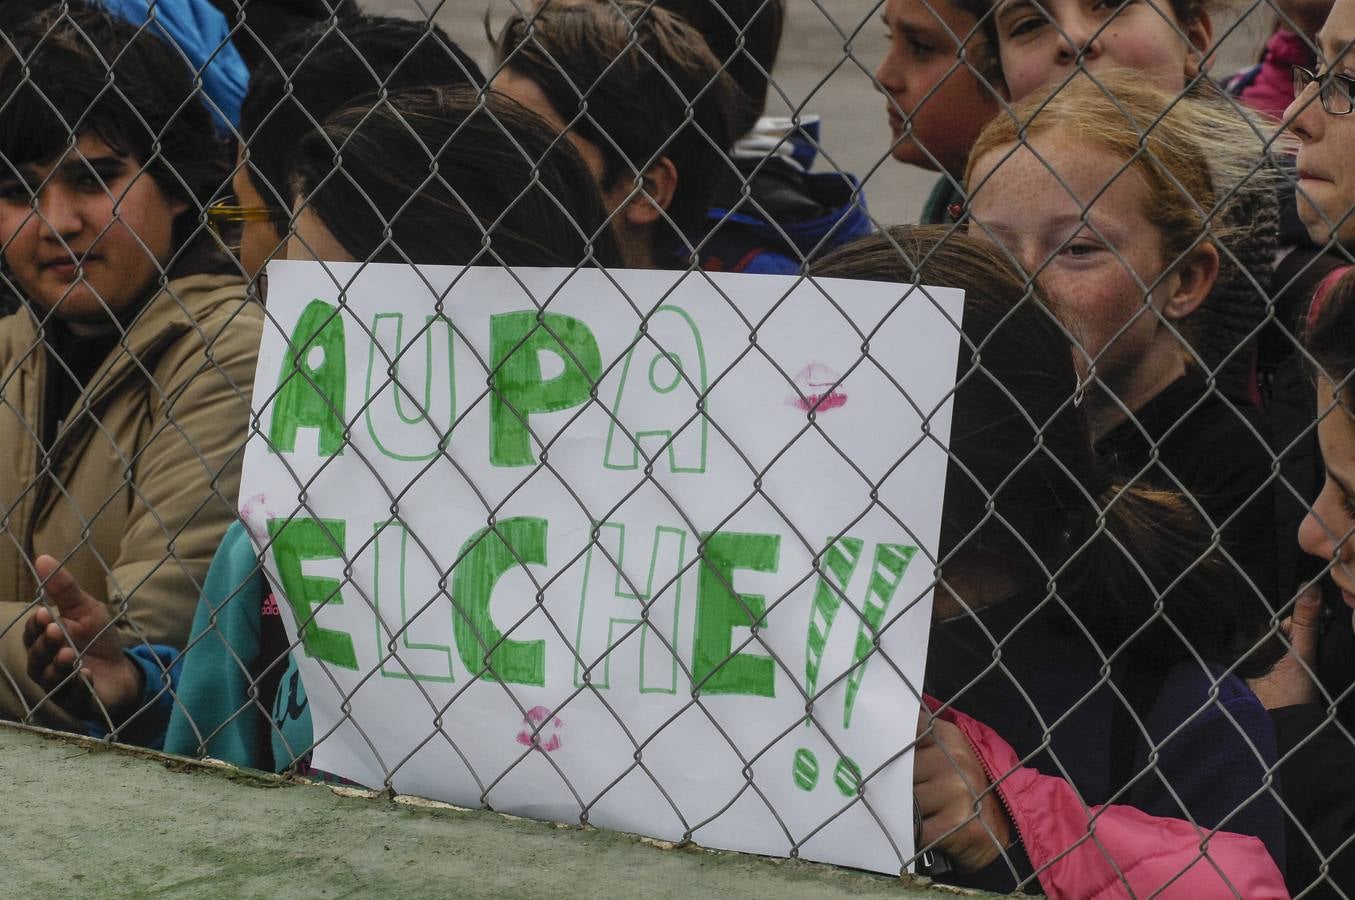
top-left (932, 701), bottom-right (1289, 898)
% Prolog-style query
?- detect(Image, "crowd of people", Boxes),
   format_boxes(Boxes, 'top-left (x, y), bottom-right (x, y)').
top-left (0, 0), bottom-right (1353, 895)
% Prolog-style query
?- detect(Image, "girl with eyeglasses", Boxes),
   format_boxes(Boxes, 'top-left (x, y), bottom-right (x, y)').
top-left (1287, 0), bottom-right (1355, 251)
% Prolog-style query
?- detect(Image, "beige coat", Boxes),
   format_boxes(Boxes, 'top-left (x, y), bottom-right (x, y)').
top-left (0, 274), bottom-right (262, 727)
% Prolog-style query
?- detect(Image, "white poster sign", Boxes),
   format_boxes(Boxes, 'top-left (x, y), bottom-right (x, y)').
top-left (240, 262), bottom-right (964, 874)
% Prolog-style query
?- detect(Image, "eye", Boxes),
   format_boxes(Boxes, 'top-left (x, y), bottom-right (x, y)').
top-left (1006, 14), bottom-right (1047, 38)
top-left (1061, 237), bottom-right (1103, 258)
top-left (996, 1), bottom-right (1046, 39)
top-left (72, 171), bottom-right (103, 191)
top-left (1335, 73), bottom-right (1355, 103)
top-left (71, 165), bottom-right (118, 193)
top-left (1341, 488), bottom-right (1355, 521)
top-left (0, 180), bottom-right (29, 204)
top-left (909, 37), bottom-right (936, 57)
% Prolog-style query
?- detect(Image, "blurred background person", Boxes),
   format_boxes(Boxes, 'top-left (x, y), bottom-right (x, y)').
top-left (492, 1), bottom-right (738, 270)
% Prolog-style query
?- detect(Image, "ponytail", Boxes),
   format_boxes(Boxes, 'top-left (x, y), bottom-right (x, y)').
top-left (1060, 481), bottom-right (1279, 678)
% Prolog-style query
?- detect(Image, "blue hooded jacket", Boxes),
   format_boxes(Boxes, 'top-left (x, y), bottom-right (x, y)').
top-left (692, 116), bottom-right (872, 275)
top-left (101, 0), bottom-right (248, 133)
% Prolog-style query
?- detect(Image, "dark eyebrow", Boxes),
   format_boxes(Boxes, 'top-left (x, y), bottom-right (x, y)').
top-left (56, 155), bottom-right (127, 180)
top-left (1330, 466), bottom-right (1355, 501)
top-left (1320, 31), bottom-right (1355, 67)
top-left (0, 164), bottom-right (41, 188)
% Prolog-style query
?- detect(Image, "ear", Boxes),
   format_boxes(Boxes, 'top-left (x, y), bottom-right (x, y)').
top-left (619, 157), bottom-right (678, 227)
top-left (1161, 241), bottom-right (1219, 322)
top-left (1182, 10), bottom-right (1214, 76)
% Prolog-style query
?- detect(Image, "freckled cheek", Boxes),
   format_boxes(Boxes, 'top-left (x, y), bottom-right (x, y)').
top-left (1099, 279), bottom-right (1147, 327)
top-left (1033, 267), bottom-right (1078, 306)
top-left (1061, 279), bottom-right (1133, 343)
top-left (1018, 67), bottom-right (1060, 102)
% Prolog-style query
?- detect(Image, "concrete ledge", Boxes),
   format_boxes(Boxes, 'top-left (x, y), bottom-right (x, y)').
top-left (0, 722), bottom-right (996, 898)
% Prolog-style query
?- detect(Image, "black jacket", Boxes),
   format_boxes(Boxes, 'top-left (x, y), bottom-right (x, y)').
top-left (1096, 372), bottom-right (1279, 624)
top-left (1272, 604), bottom-right (1355, 897)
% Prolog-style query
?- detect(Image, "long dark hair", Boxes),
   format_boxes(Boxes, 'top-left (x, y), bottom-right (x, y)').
top-left (813, 226), bottom-right (1276, 676)
top-left (285, 86), bottom-right (624, 268)
top-left (239, 15), bottom-right (484, 216)
top-left (0, 5), bottom-right (228, 261)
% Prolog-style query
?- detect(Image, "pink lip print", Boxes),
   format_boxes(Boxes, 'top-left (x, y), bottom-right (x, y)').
top-left (515, 705), bottom-right (563, 752)
top-left (788, 363), bottom-right (847, 413)
top-left (238, 493), bottom-right (274, 545)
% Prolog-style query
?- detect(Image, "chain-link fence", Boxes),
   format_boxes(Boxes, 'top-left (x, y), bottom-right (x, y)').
top-left (0, 0), bottom-right (1352, 895)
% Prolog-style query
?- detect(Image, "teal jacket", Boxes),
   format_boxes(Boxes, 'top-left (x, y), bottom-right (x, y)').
top-left (148, 521), bottom-right (312, 770)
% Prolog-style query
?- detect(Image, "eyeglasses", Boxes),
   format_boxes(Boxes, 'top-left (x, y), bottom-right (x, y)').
top-left (1293, 65), bottom-right (1355, 116)
top-left (205, 198), bottom-right (287, 251)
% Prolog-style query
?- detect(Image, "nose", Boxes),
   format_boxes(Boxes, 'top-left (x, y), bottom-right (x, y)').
top-left (1284, 77), bottom-right (1324, 142)
top-left (1055, 13), bottom-right (1103, 67)
top-left (34, 185), bottom-right (82, 243)
top-left (876, 46), bottom-right (906, 96)
top-left (1299, 484), bottom-right (1342, 563)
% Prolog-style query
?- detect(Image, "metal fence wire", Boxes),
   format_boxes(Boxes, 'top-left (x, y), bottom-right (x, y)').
top-left (0, 0), bottom-right (1352, 895)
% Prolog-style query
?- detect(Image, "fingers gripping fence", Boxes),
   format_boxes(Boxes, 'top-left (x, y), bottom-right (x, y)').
top-left (0, 0), bottom-right (1350, 896)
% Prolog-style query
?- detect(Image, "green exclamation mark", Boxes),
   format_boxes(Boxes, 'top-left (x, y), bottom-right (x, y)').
top-left (842, 544), bottom-right (916, 728)
top-left (793, 540), bottom-right (917, 797)
top-left (794, 537), bottom-right (861, 792)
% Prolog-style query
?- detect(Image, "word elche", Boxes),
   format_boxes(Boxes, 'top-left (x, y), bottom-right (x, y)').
top-left (267, 512), bottom-right (914, 704)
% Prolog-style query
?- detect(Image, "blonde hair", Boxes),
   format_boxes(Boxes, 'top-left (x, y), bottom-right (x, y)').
top-left (964, 72), bottom-right (1283, 273)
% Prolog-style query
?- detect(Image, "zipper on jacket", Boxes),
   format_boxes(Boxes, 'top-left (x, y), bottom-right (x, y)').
top-left (950, 714), bottom-right (1027, 884)
top-left (23, 335), bottom-right (167, 559)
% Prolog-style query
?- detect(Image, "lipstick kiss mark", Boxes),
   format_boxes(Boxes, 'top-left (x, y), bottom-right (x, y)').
top-left (238, 493), bottom-right (274, 545)
top-left (788, 363), bottom-right (848, 413)
top-left (515, 705), bottom-right (563, 752)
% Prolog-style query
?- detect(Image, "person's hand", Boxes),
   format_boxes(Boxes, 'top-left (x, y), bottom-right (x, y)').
top-left (914, 712), bottom-right (1013, 873)
top-left (1249, 583), bottom-right (1324, 710)
top-left (22, 554), bottom-right (142, 722)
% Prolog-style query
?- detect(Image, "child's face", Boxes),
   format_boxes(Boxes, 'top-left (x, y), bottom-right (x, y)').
top-left (967, 133), bottom-right (1203, 411)
top-left (993, 0), bottom-right (1212, 102)
top-left (0, 133), bottom-right (184, 333)
top-left (876, 0), bottom-right (1001, 176)
top-left (1287, 0), bottom-right (1355, 247)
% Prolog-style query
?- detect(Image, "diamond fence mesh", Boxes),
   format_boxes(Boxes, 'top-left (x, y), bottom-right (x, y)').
top-left (0, 0), bottom-right (1352, 895)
